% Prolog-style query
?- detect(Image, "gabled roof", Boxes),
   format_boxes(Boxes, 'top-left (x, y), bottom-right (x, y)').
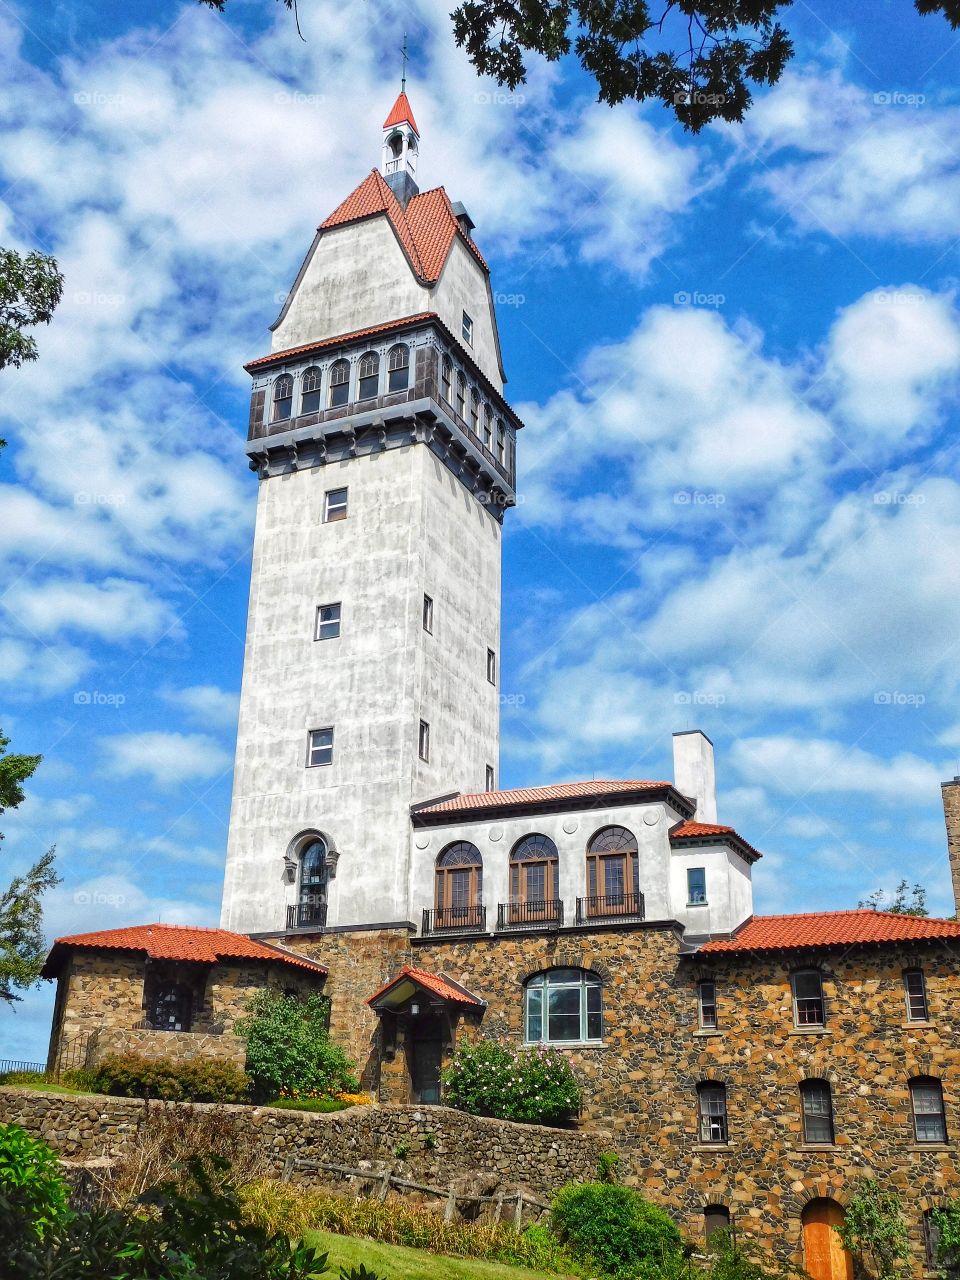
top-left (699, 909), bottom-right (960, 955)
top-left (41, 923), bottom-right (326, 979)
top-left (412, 779), bottom-right (693, 824)
top-left (669, 819), bottom-right (762, 864)
top-left (383, 91), bottom-right (419, 135)
top-left (367, 965), bottom-right (484, 1008)
top-left (320, 169), bottom-right (487, 283)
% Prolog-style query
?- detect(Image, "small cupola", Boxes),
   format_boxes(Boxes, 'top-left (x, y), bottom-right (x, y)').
top-left (381, 90), bottom-right (420, 207)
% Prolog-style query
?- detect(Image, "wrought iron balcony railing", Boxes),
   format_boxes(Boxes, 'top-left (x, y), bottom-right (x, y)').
top-left (421, 905), bottom-right (486, 935)
top-left (496, 900), bottom-right (564, 931)
top-left (286, 901), bottom-right (328, 931)
top-left (575, 892), bottom-right (645, 925)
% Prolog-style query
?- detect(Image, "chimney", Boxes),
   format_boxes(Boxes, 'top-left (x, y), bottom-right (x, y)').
top-left (943, 777), bottom-right (960, 915)
top-left (672, 730), bottom-right (718, 823)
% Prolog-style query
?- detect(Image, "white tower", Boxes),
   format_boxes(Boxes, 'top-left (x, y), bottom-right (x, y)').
top-left (220, 92), bottom-right (520, 937)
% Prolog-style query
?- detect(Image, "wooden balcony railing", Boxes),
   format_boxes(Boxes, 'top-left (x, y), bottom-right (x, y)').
top-left (576, 892), bottom-right (645, 925)
top-left (496, 900), bottom-right (564, 930)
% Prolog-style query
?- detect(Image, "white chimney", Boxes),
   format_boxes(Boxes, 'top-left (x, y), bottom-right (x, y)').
top-left (672, 730), bottom-right (718, 823)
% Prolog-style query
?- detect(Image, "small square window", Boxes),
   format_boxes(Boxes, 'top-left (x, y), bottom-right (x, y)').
top-left (687, 867), bottom-right (707, 905)
top-left (698, 980), bottom-right (717, 1030)
top-left (485, 764), bottom-right (495, 791)
top-left (904, 969), bottom-right (929, 1022)
top-left (486, 648), bottom-right (497, 685)
top-left (315, 603), bottom-right (341, 641)
top-left (307, 727), bottom-right (333, 768)
top-left (422, 593), bottom-right (433, 633)
top-left (418, 719), bottom-right (430, 762)
top-left (462, 311), bottom-right (473, 345)
top-left (324, 488), bottom-right (348, 523)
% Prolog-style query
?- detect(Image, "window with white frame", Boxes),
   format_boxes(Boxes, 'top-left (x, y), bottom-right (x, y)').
top-left (272, 374), bottom-right (293, 421)
top-left (324, 487), bottom-right (348, 523)
top-left (800, 1079), bottom-right (835, 1144)
top-left (315, 603), bottom-right (341, 641)
top-left (687, 867), bottom-right (707, 905)
top-left (524, 969), bottom-right (602, 1045)
top-left (306, 727), bottom-right (334, 768)
top-left (485, 763), bottom-right (495, 790)
top-left (418, 719), bottom-right (430, 762)
top-left (791, 970), bottom-right (825, 1027)
top-left (697, 1083), bottom-right (728, 1143)
top-left (911, 1076), bottom-right (948, 1143)
top-left (329, 359), bottom-right (350, 407)
top-left (422, 593), bottom-right (433, 633)
top-left (462, 311), bottom-right (473, 345)
top-left (300, 366), bottom-right (322, 415)
top-left (358, 351), bottom-right (379, 400)
top-left (440, 356), bottom-right (452, 403)
top-left (904, 969), bottom-right (929, 1022)
top-left (486, 647), bottom-right (496, 685)
top-left (698, 979), bottom-right (717, 1030)
top-left (387, 343), bottom-right (410, 391)
top-left (455, 372), bottom-right (466, 418)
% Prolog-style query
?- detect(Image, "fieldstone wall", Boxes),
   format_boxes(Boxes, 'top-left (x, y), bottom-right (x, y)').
top-left (0, 1089), bottom-right (607, 1195)
top-left (94, 1027), bottom-right (247, 1067)
top-left (943, 778), bottom-right (960, 915)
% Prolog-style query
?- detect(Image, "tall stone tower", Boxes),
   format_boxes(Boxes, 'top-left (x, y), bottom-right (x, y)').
top-left (220, 91), bottom-right (520, 936)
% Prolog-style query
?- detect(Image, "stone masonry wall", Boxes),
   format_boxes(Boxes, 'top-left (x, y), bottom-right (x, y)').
top-left (943, 778), bottom-right (960, 915)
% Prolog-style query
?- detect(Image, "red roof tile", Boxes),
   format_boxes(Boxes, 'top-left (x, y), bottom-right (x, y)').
top-left (383, 91), bottom-right (419, 135)
top-left (414, 779), bottom-right (679, 816)
top-left (670, 820), bottom-right (762, 864)
top-left (700, 909), bottom-right (960, 955)
top-left (245, 312), bottom-right (437, 372)
top-left (42, 923), bottom-right (326, 978)
top-left (367, 965), bottom-right (483, 1007)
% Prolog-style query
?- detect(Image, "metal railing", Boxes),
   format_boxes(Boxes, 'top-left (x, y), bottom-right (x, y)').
top-left (0, 1058), bottom-right (46, 1076)
top-left (286, 901), bottom-right (329, 930)
top-left (576, 892), bottom-right (645, 925)
top-left (497, 900), bottom-right (563, 930)
top-left (132, 1020), bottom-right (225, 1035)
top-left (421, 905), bottom-right (486, 935)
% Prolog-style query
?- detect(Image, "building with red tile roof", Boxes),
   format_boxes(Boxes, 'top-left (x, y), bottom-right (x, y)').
top-left (700, 908), bottom-right (960, 954)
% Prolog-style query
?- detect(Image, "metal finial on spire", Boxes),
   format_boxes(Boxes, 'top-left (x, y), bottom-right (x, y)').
top-left (400, 34), bottom-right (408, 92)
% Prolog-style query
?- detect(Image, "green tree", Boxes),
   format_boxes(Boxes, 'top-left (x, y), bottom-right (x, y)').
top-left (931, 1198), bottom-right (960, 1276)
top-left (198, 0), bottom-right (960, 131)
top-left (0, 248), bottom-right (63, 373)
top-left (237, 990), bottom-right (357, 1099)
top-left (859, 880), bottom-right (928, 917)
top-left (835, 1179), bottom-right (910, 1280)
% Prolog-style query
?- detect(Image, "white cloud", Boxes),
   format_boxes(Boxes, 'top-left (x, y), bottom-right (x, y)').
top-left (729, 735), bottom-right (941, 802)
top-left (101, 731), bottom-right (232, 787)
top-left (42, 871), bottom-right (214, 940)
top-left (160, 684), bottom-right (239, 730)
top-left (0, 635), bottom-right (93, 697)
top-left (3, 577), bottom-right (181, 643)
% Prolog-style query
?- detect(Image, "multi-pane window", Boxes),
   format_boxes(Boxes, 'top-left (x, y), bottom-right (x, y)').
top-left (329, 359), bottom-right (350, 407)
top-left (440, 356), bottom-right (452, 403)
top-left (300, 366), bottom-right (322, 414)
top-left (485, 764), bottom-right (495, 791)
top-left (585, 826), bottom-right (639, 914)
top-left (482, 404), bottom-right (492, 450)
top-left (687, 867), bottom-right (707, 905)
top-left (387, 343), bottom-right (410, 391)
top-left (315, 603), bottom-right (341, 641)
top-left (470, 390), bottom-right (480, 435)
top-left (792, 970), bottom-right (825, 1027)
top-left (697, 1083), bottom-right (728, 1144)
top-left (462, 311), bottom-right (473, 344)
top-left (455, 373), bottom-right (466, 418)
top-left (324, 487), bottom-right (348, 522)
top-left (904, 969), bottom-right (929, 1022)
top-left (358, 351), bottom-right (379, 399)
top-left (306, 727), bottom-right (334, 768)
top-left (509, 834), bottom-right (559, 911)
top-left (297, 837), bottom-right (327, 926)
top-left (418, 719), bottom-right (430, 762)
top-left (435, 842), bottom-right (482, 925)
top-left (272, 373), bottom-right (293, 421)
top-left (487, 647), bottom-right (497, 685)
top-left (525, 969), bottom-right (602, 1045)
top-left (496, 419), bottom-right (506, 464)
top-left (422, 593), bottom-right (433, 633)
top-left (698, 980), bottom-right (718, 1030)
top-left (800, 1079), bottom-right (835, 1144)
top-left (911, 1076), bottom-right (948, 1143)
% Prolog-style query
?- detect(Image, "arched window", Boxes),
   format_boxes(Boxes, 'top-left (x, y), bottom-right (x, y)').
top-left (440, 356), bottom-right (452, 403)
top-left (469, 389), bottom-right (480, 434)
top-left (911, 1076), bottom-right (947, 1143)
top-left (585, 825), bottom-right (639, 918)
top-left (150, 984), bottom-right (193, 1032)
top-left (455, 371), bottom-right (466, 418)
top-left (388, 131), bottom-right (403, 159)
top-left (272, 373), bottom-right (293, 422)
top-left (703, 1205), bottom-right (730, 1243)
top-left (800, 1079), bottom-right (835, 1144)
top-left (697, 1082), bottom-right (728, 1144)
top-left (358, 351), bottom-right (379, 400)
top-left (329, 359), bottom-right (350, 408)
top-left (387, 343), bottom-right (410, 391)
top-left (524, 969), bottom-right (602, 1044)
top-left (508, 834), bottom-right (559, 924)
top-left (481, 403), bottom-right (492, 449)
top-left (297, 837), bottom-right (328, 927)
top-left (301, 366), bottom-right (322, 415)
top-left (434, 842), bottom-right (482, 928)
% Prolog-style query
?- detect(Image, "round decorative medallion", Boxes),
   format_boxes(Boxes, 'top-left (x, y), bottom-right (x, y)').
top-left (562, 818), bottom-right (579, 834)
top-left (642, 810), bottom-right (661, 826)
top-left (489, 826), bottom-right (504, 842)
top-left (414, 835), bottom-right (430, 850)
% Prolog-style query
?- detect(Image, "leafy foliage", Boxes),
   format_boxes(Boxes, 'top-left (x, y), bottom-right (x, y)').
top-left (835, 1179), bottom-right (910, 1280)
top-left (0, 248), bottom-right (63, 371)
top-left (85, 1051), bottom-right (251, 1103)
top-left (0, 1123), bottom-right (70, 1239)
top-left (268, 1095), bottom-right (352, 1113)
top-left (858, 880), bottom-right (928, 917)
top-left (551, 1181), bottom-right (681, 1278)
top-left (931, 1198), bottom-right (960, 1276)
top-left (237, 990), bottom-right (357, 1099)
top-left (441, 1038), bottom-right (581, 1125)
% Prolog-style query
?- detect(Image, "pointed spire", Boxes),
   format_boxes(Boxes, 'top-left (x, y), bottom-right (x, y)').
top-left (383, 91), bottom-right (419, 137)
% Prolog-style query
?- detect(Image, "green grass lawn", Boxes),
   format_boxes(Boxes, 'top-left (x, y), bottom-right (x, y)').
top-left (305, 1230), bottom-right (579, 1280)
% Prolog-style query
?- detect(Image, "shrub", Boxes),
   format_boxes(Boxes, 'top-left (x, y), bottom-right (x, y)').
top-left (552, 1182), bottom-right (682, 1278)
top-left (238, 991), bottom-right (358, 1100)
top-left (268, 1096), bottom-right (351, 1113)
top-left (0, 1123), bottom-right (69, 1239)
top-left (85, 1051), bottom-right (250, 1103)
top-left (442, 1039), bottom-right (581, 1125)
top-left (0, 1070), bottom-right (50, 1088)
top-left (932, 1198), bottom-right (960, 1276)
top-left (836, 1178), bottom-right (910, 1280)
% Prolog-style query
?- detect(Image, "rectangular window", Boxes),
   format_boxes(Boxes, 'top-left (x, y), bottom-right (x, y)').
top-left (698, 980), bottom-right (717, 1030)
top-left (440, 359), bottom-right (452, 403)
top-left (801, 1081), bottom-right (835, 1144)
top-left (698, 1085), bottom-right (728, 1143)
top-left (306, 727), bottom-right (333, 768)
top-left (324, 487), bottom-right (348, 523)
top-left (912, 1079), bottom-right (948, 1144)
top-left (418, 719), bottom-right (430, 762)
top-left (462, 311), bottom-right (473, 345)
top-left (485, 764), bottom-right (495, 791)
top-left (792, 971), bottom-right (825, 1027)
top-left (487, 647), bottom-right (497, 685)
top-left (315, 602), bottom-right (341, 641)
top-left (904, 969), bottom-right (929, 1022)
top-left (496, 420), bottom-right (505, 464)
top-left (456, 374), bottom-right (466, 418)
top-left (422, 593), bottom-right (433, 633)
top-left (687, 867), bottom-right (707, 905)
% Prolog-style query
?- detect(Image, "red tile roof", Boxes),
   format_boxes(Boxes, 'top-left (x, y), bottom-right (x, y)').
top-left (413, 779), bottom-right (682, 817)
top-left (320, 170), bottom-right (487, 283)
top-left (383, 91), bottom-right (419, 135)
top-left (670, 820), bottom-right (762, 864)
top-left (700, 909), bottom-right (960, 955)
top-left (245, 312), bottom-right (437, 372)
top-left (42, 923), bottom-right (326, 978)
top-left (367, 965), bottom-right (483, 1007)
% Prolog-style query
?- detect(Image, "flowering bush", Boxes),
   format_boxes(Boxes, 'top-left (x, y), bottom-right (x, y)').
top-left (441, 1039), bottom-right (581, 1125)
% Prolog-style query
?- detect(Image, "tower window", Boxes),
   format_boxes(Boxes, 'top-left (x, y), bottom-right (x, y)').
top-left (358, 351), bottom-right (379, 400)
top-left (485, 764), bottom-right (495, 791)
top-left (482, 404), bottom-right (492, 449)
top-left (469, 390), bottom-right (480, 435)
top-left (387, 343), bottom-right (410, 391)
top-left (272, 374), bottom-right (293, 422)
top-left (697, 1083), bottom-right (728, 1144)
top-left (329, 359), bottom-right (350, 407)
top-left (800, 1079), bottom-right (835, 1144)
top-left (904, 969), bottom-right (929, 1021)
top-left (306, 727), bottom-right (334, 768)
top-left (455, 372), bottom-right (466, 419)
top-left (422, 593), bottom-right (433, 633)
top-left (687, 867), bottom-right (707, 905)
top-left (315, 602), bottom-right (341, 641)
top-left (792, 970), bottom-right (825, 1027)
top-left (297, 837), bottom-right (328, 927)
top-left (462, 311), bottom-right (473, 345)
top-left (911, 1076), bottom-right (947, 1143)
top-left (419, 719), bottom-right (430, 762)
top-left (300, 366), bottom-right (322, 415)
top-left (440, 356), bottom-right (452, 403)
top-left (496, 419), bottom-right (506, 464)
top-left (486, 647), bottom-right (496, 685)
top-left (698, 979), bottom-right (717, 1030)
top-left (324, 488), bottom-right (348, 523)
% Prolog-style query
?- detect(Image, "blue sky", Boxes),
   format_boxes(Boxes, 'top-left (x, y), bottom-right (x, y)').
top-left (2, 0), bottom-right (960, 1060)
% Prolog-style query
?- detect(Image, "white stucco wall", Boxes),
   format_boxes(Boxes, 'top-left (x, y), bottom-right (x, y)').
top-left (430, 238), bottom-right (503, 390)
top-left (667, 845), bottom-right (753, 935)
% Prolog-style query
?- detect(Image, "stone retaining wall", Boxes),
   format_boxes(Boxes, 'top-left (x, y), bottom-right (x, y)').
top-left (0, 1087), bottom-right (610, 1196)
top-left (94, 1027), bottom-right (247, 1067)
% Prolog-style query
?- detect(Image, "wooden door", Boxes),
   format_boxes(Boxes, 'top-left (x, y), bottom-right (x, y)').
top-left (802, 1200), bottom-right (853, 1280)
